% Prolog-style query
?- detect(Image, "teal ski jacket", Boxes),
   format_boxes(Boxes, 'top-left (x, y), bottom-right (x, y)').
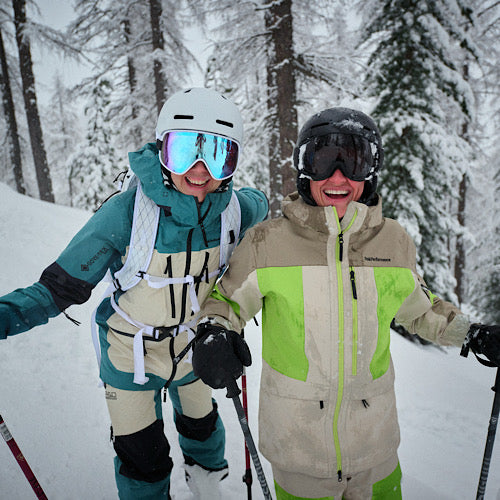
top-left (0, 143), bottom-right (268, 350)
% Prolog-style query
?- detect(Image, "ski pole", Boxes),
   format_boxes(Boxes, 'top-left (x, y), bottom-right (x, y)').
top-left (241, 329), bottom-right (253, 499)
top-left (0, 414), bottom-right (48, 500)
top-left (241, 364), bottom-right (253, 499)
top-left (226, 378), bottom-right (272, 500)
top-left (475, 367), bottom-right (500, 500)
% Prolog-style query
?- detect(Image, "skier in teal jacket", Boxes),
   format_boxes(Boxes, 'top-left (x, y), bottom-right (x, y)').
top-left (0, 88), bottom-right (268, 499)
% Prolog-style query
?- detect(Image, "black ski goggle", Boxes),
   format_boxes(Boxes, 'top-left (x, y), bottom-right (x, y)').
top-left (297, 133), bottom-right (375, 182)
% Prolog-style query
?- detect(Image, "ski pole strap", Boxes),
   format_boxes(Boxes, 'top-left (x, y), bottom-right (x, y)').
top-left (163, 332), bottom-right (199, 398)
top-left (460, 331), bottom-right (498, 368)
top-left (0, 415), bottom-right (48, 500)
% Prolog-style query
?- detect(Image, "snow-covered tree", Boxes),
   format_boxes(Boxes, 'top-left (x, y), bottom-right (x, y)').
top-left (43, 74), bottom-right (82, 206)
top-left (69, 0), bottom-right (198, 154)
top-left (0, 25), bottom-right (24, 194)
top-left (469, 0), bottom-right (500, 322)
top-left (12, 0), bottom-right (54, 202)
top-left (0, 0), bottom-right (82, 199)
top-left (190, 0), bottom-right (363, 216)
top-left (70, 79), bottom-right (122, 211)
top-left (361, 0), bottom-right (476, 299)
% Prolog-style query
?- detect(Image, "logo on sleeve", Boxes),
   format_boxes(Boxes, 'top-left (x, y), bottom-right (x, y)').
top-left (81, 247), bottom-right (109, 271)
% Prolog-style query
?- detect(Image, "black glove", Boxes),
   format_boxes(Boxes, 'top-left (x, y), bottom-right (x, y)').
top-left (462, 324), bottom-right (500, 367)
top-left (192, 323), bottom-right (252, 389)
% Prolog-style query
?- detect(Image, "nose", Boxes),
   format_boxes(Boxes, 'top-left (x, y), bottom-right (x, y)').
top-left (189, 160), bottom-right (210, 174)
top-left (329, 167), bottom-right (348, 183)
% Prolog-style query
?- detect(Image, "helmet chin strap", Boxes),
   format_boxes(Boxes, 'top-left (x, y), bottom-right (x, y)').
top-left (161, 166), bottom-right (177, 190)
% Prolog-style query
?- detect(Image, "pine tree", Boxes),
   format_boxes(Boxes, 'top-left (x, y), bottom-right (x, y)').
top-left (361, 0), bottom-right (476, 299)
top-left (70, 79), bottom-right (121, 211)
top-left (0, 26), bottom-right (24, 194)
top-left (471, 0), bottom-right (500, 322)
top-left (190, 0), bottom-right (363, 217)
top-left (43, 74), bottom-right (82, 206)
top-left (12, 0), bottom-right (54, 202)
top-left (70, 0), bottom-right (196, 154)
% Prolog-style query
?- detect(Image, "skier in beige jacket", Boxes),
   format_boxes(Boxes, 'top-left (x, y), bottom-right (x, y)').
top-left (191, 107), bottom-right (500, 500)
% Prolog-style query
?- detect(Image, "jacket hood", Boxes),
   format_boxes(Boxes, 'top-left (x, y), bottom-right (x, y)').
top-left (128, 142), bottom-right (233, 226)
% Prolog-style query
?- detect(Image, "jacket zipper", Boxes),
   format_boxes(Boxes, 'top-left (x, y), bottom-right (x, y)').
top-left (332, 208), bottom-right (358, 481)
top-left (333, 225), bottom-right (344, 481)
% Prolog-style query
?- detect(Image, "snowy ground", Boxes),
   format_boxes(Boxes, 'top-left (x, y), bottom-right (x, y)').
top-left (1, 182), bottom-right (500, 499)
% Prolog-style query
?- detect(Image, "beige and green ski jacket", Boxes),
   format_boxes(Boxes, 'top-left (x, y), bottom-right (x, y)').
top-left (199, 192), bottom-right (470, 479)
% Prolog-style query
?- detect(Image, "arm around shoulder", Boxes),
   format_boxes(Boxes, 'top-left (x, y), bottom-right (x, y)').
top-left (235, 187), bottom-right (269, 232)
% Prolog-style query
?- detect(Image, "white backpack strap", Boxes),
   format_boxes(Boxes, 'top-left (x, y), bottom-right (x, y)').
top-left (113, 183), bottom-right (160, 291)
top-left (120, 169), bottom-right (139, 191)
top-left (219, 192), bottom-right (241, 273)
top-left (91, 270), bottom-right (116, 387)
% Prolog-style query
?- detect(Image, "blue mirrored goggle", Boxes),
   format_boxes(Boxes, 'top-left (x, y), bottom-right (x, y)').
top-left (158, 131), bottom-right (240, 181)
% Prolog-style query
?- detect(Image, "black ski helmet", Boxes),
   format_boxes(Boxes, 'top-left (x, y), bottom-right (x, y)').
top-left (293, 107), bottom-right (384, 206)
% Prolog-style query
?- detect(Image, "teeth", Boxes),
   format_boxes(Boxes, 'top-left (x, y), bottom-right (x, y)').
top-left (187, 178), bottom-right (209, 186)
top-left (325, 189), bottom-right (348, 195)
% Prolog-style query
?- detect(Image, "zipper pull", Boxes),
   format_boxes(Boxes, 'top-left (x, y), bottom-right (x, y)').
top-left (350, 269), bottom-right (357, 299)
top-left (338, 232), bottom-right (344, 262)
top-left (338, 470), bottom-right (343, 482)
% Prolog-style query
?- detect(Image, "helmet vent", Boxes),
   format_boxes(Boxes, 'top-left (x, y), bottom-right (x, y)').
top-left (216, 119), bottom-right (234, 128)
top-left (311, 122), bottom-right (329, 130)
top-left (174, 114), bottom-right (194, 120)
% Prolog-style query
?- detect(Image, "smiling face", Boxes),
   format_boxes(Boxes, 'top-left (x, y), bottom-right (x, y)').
top-left (170, 160), bottom-right (223, 202)
top-left (309, 168), bottom-right (365, 217)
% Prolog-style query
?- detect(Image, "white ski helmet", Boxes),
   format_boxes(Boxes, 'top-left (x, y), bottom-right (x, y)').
top-left (155, 87), bottom-right (244, 145)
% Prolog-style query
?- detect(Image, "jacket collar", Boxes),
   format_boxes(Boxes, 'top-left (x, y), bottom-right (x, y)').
top-left (282, 191), bottom-right (383, 236)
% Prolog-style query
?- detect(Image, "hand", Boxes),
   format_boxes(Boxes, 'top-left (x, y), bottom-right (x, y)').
top-left (463, 324), bottom-right (500, 367)
top-left (192, 323), bottom-right (252, 389)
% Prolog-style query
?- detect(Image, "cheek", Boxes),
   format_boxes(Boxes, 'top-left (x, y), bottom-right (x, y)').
top-left (352, 181), bottom-right (365, 200)
top-left (170, 172), bottom-right (183, 189)
top-left (209, 179), bottom-right (223, 192)
top-left (310, 180), bottom-right (325, 204)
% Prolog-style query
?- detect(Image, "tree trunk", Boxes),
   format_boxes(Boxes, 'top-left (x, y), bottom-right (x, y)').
top-left (122, 19), bottom-right (137, 104)
top-left (454, 58), bottom-right (470, 306)
top-left (264, 0), bottom-right (298, 218)
top-left (12, 0), bottom-right (54, 202)
top-left (122, 18), bottom-right (141, 147)
top-left (0, 27), bottom-right (25, 194)
top-left (454, 171), bottom-right (466, 305)
top-left (149, 0), bottom-right (165, 113)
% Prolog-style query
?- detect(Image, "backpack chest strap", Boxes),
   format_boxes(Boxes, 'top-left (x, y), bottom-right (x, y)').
top-left (109, 294), bottom-right (196, 385)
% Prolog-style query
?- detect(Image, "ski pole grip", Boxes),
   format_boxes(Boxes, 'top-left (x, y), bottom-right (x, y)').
top-left (226, 378), bottom-right (241, 399)
top-left (460, 330), bottom-right (472, 358)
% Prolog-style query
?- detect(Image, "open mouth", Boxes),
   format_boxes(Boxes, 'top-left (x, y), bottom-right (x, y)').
top-left (186, 177), bottom-right (210, 187)
top-left (323, 189), bottom-right (349, 200)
